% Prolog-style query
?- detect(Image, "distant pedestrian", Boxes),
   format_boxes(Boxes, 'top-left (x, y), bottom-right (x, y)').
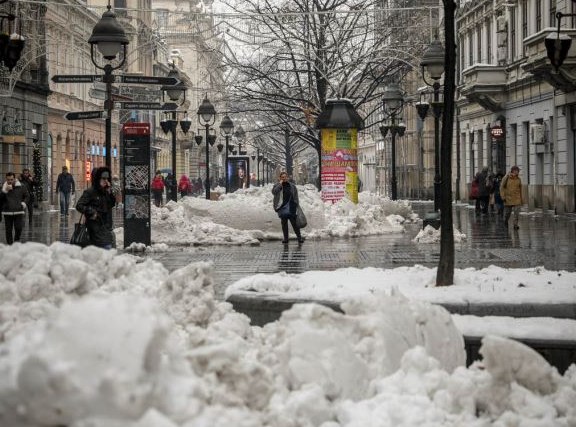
top-left (178, 175), bottom-right (192, 198)
top-left (56, 166), bottom-right (75, 216)
top-left (20, 168), bottom-right (39, 225)
top-left (151, 171), bottom-right (165, 207)
top-left (477, 166), bottom-right (491, 214)
top-left (470, 173), bottom-right (480, 213)
top-left (493, 171), bottom-right (505, 216)
top-left (0, 172), bottom-right (29, 244)
top-left (500, 165), bottom-right (523, 229)
top-left (76, 167), bottom-right (116, 249)
top-left (272, 171), bottom-right (303, 245)
top-left (164, 173), bottom-right (175, 199)
top-left (111, 175), bottom-right (122, 207)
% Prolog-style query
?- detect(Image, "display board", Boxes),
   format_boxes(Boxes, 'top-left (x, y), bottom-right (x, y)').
top-left (122, 122), bottom-right (151, 247)
top-left (227, 157), bottom-right (250, 193)
top-left (320, 128), bottom-right (358, 204)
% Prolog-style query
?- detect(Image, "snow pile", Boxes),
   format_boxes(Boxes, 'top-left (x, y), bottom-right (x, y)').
top-left (145, 186), bottom-right (413, 246)
top-left (226, 265), bottom-right (576, 307)
top-left (1, 243), bottom-right (575, 426)
top-left (412, 225), bottom-right (467, 243)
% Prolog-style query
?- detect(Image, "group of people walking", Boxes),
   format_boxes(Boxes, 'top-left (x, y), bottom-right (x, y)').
top-left (151, 171), bottom-right (204, 207)
top-left (470, 165), bottom-right (523, 229)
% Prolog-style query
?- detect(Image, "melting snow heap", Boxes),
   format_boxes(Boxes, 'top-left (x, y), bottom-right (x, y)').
top-left (0, 243), bottom-right (575, 426)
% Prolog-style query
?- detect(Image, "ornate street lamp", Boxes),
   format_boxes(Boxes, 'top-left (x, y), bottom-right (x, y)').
top-left (160, 63), bottom-right (188, 202)
top-left (0, 4), bottom-right (24, 72)
top-left (88, 2), bottom-right (129, 170)
top-left (421, 37), bottom-right (445, 212)
top-left (197, 95), bottom-right (216, 199)
top-left (219, 114), bottom-right (235, 193)
top-left (381, 84), bottom-right (405, 201)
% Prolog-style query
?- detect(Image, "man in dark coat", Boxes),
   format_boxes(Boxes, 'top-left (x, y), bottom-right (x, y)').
top-left (20, 168), bottom-right (39, 225)
top-left (56, 166), bottom-right (75, 216)
top-left (477, 166), bottom-right (491, 215)
top-left (76, 166), bottom-right (116, 249)
top-left (0, 172), bottom-right (30, 244)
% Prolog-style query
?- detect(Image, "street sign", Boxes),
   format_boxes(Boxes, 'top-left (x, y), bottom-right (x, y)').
top-left (52, 75), bottom-right (102, 83)
top-left (119, 75), bottom-right (180, 85)
top-left (64, 111), bottom-right (105, 120)
top-left (88, 88), bottom-right (106, 100)
top-left (119, 102), bottom-right (178, 110)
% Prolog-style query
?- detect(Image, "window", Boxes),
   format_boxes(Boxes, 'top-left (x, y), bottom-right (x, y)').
top-left (468, 32), bottom-right (473, 67)
top-left (510, 8), bottom-right (517, 60)
top-left (521, 0), bottom-right (528, 39)
top-left (536, 0), bottom-right (542, 32)
top-left (486, 18), bottom-right (492, 63)
top-left (550, 0), bottom-right (557, 28)
top-left (477, 25), bottom-right (482, 63)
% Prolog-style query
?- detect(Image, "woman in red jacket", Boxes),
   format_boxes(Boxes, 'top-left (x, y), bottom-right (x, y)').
top-left (151, 170), bottom-right (165, 207)
top-left (178, 175), bottom-right (192, 199)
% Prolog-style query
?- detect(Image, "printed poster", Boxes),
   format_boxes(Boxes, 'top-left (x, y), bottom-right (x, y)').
top-left (321, 128), bottom-right (358, 204)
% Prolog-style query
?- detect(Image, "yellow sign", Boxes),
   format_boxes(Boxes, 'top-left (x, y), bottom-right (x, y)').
top-left (320, 128), bottom-right (359, 204)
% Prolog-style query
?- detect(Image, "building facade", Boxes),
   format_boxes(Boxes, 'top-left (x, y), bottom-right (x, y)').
top-left (457, 0), bottom-right (576, 213)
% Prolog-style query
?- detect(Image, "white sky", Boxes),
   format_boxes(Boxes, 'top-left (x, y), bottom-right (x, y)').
top-left (1, 187), bottom-right (575, 426)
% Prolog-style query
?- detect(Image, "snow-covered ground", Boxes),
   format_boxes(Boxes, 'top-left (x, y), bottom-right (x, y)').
top-left (0, 243), bottom-right (575, 426)
top-left (120, 186), bottom-right (419, 248)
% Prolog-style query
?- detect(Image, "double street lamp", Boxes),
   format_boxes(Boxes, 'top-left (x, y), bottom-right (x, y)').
top-left (380, 84), bottom-right (405, 201)
top-left (420, 38), bottom-right (446, 212)
top-left (160, 63), bottom-right (189, 202)
top-left (219, 115), bottom-right (234, 193)
top-left (197, 95), bottom-right (217, 199)
top-left (88, 3), bottom-right (129, 170)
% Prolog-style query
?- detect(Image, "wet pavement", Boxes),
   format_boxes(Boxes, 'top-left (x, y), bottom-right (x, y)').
top-left (4, 202), bottom-right (576, 298)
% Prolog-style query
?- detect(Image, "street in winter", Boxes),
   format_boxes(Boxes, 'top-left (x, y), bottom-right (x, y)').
top-left (1, 1), bottom-right (576, 426)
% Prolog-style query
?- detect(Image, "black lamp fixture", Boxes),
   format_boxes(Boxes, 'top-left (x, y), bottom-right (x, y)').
top-left (381, 83), bottom-right (405, 201)
top-left (160, 62), bottom-right (188, 202)
top-left (545, 7), bottom-right (576, 71)
top-left (197, 95), bottom-right (216, 200)
top-left (219, 114), bottom-right (235, 193)
top-left (88, 1), bottom-right (129, 171)
top-left (421, 36), bottom-right (446, 213)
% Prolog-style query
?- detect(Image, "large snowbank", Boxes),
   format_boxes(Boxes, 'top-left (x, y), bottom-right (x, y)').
top-left (0, 243), bottom-right (575, 426)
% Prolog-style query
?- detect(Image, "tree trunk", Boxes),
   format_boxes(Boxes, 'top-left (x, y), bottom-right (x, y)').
top-left (436, 0), bottom-right (457, 287)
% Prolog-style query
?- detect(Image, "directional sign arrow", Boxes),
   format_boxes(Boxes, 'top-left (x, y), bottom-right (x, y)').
top-left (65, 111), bottom-right (105, 120)
top-left (119, 75), bottom-right (180, 85)
top-left (120, 102), bottom-right (178, 110)
top-left (52, 75), bottom-right (102, 83)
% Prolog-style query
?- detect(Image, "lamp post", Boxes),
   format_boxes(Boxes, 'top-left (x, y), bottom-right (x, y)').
top-left (219, 115), bottom-right (235, 193)
top-left (160, 63), bottom-right (188, 202)
top-left (257, 151), bottom-right (263, 186)
top-left (197, 95), bottom-right (216, 199)
top-left (88, 3), bottom-right (129, 170)
top-left (421, 37), bottom-right (445, 212)
top-left (380, 84), bottom-right (405, 201)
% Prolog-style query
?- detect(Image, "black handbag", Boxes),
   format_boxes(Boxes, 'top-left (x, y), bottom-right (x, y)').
top-left (70, 215), bottom-right (91, 247)
top-left (296, 206), bottom-right (307, 228)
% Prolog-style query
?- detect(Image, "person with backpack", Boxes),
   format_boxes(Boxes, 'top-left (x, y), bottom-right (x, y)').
top-left (178, 175), bottom-right (192, 199)
top-left (500, 165), bottom-right (523, 229)
top-left (151, 170), bottom-right (165, 207)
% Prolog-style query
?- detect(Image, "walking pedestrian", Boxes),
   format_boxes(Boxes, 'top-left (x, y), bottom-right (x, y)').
top-left (151, 170), bottom-right (165, 207)
top-left (470, 173), bottom-right (480, 213)
top-left (477, 166), bottom-right (491, 215)
top-left (20, 168), bottom-right (39, 225)
top-left (0, 172), bottom-right (29, 244)
top-left (75, 167), bottom-right (116, 249)
top-left (164, 173), bottom-right (174, 200)
top-left (178, 174), bottom-right (192, 199)
top-left (500, 165), bottom-right (523, 229)
top-left (272, 171), bottom-right (304, 245)
top-left (493, 171), bottom-right (505, 216)
top-left (111, 175), bottom-right (122, 208)
top-left (56, 166), bottom-right (75, 216)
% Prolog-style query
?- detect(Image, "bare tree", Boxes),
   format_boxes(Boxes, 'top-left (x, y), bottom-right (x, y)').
top-left (220, 0), bottom-right (434, 185)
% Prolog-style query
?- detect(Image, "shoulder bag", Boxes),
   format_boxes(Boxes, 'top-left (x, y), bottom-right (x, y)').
top-left (296, 205), bottom-right (307, 228)
top-left (70, 214), bottom-right (91, 247)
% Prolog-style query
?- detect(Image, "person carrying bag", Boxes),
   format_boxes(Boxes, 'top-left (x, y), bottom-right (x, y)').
top-left (272, 172), bottom-right (304, 245)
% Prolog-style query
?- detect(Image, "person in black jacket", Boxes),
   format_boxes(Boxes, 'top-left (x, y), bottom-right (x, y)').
top-left (20, 168), bottom-right (39, 225)
top-left (75, 167), bottom-right (116, 249)
top-left (56, 166), bottom-right (75, 216)
top-left (0, 172), bottom-right (30, 244)
top-left (272, 171), bottom-right (303, 245)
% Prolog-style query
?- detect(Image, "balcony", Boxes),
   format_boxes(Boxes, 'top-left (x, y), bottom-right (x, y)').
top-left (459, 64), bottom-right (508, 112)
top-left (522, 28), bottom-right (576, 93)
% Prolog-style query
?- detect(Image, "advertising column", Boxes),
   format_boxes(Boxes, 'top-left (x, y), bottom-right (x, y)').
top-left (316, 99), bottom-right (364, 204)
top-left (122, 122), bottom-right (151, 247)
top-left (321, 128), bottom-right (359, 203)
